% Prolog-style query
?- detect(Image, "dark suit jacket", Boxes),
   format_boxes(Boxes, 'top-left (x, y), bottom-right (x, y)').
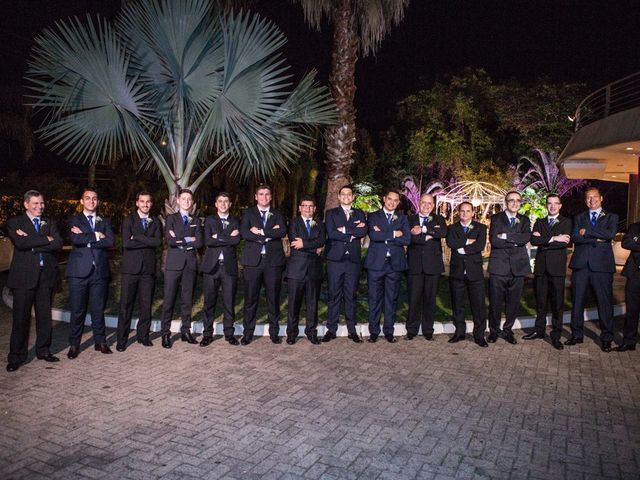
top-left (530, 215), bottom-right (572, 277)
top-left (407, 213), bottom-right (447, 274)
top-left (6, 215), bottom-right (63, 289)
top-left (165, 212), bottom-right (203, 271)
top-left (201, 214), bottom-right (241, 276)
top-left (569, 210), bottom-right (618, 273)
top-left (621, 222), bottom-right (640, 279)
top-left (285, 216), bottom-right (326, 280)
top-left (240, 206), bottom-right (287, 267)
top-left (488, 211), bottom-right (531, 276)
top-left (364, 209), bottom-right (410, 272)
top-left (324, 206), bottom-right (367, 263)
top-left (446, 221), bottom-right (487, 281)
top-left (121, 213), bottom-right (162, 275)
top-left (65, 213), bottom-right (114, 279)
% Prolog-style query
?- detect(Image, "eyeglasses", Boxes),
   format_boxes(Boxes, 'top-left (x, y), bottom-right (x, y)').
top-left (506, 198), bottom-right (522, 204)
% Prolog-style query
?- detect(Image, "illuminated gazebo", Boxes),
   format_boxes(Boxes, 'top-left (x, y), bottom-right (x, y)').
top-left (436, 181), bottom-right (507, 222)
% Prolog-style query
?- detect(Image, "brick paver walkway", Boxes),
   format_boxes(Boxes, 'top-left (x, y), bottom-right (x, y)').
top-left (1, 298), bottom-right (639, 479)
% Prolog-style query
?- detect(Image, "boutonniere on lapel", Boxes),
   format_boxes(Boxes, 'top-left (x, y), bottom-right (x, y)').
top-left (548, 218), bottom-right (557, 227)
top-left (146, 217), bottom-right (153, 224)
top-left (427, 215), bottom-right (433, 223)
top-left (95, 216), bottom-right (103, 224)
top-left (40, 220), bottom-right (48, 227)
top-left (465, 224), bottom-right (474, 231)
top-left (597, 212), bottom-right (605, 220)
top-left (512, 217), bottom-right (520, 225)
top-left (309, 219), bottom-right (317, 228)
top-left (266, 211), bottom-right (273, 221)
top-left (391, 213), bottom-right (398, 223)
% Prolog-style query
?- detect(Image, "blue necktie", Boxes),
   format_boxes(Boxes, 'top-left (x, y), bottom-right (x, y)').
top-left (548, 217), bottom-right (554, 226)
top-left (509, 217), bottom-right (515, 228)
top-left (386, 213), bottom-right (392, 224)
top-left (87, 215), bottom-right (94, 232)
top-left (261, 210), bottom-right (267, 226)
top-left (33, 218), bottom-right (44, 266)
top-left (142, 218), bottom-right (148, 231)
top-left (305, 219), bottom-right (311, 236)
top-left (421, 216), bottom-right (428, 227)
top-left (463, 225), bottom-right (469, 234)
top-left (591, 212), bottom-right (597, 226)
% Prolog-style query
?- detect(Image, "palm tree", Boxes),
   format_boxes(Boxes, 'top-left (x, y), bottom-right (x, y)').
top-left (25, 0), bottom-right (336, 213)
top-left (293, 0), bottom-right (409, 210)
top-left (515, 149), bottom-right (585, 197)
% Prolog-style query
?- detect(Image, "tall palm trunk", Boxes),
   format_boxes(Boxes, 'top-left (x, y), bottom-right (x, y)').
top-left (324, 0), bottom-right (359, 211)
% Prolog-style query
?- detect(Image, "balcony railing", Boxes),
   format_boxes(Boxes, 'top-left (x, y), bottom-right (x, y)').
top-left (575, 71), bottom-right (640, 130)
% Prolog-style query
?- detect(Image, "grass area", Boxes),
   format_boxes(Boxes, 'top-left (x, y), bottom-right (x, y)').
top-left (51, 259), bottom-right (625, 324)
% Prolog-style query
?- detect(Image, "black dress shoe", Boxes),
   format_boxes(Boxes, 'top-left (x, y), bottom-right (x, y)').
top-left (67, 345), bottom-right (80, 359)
top-left (181, 332), bottom-right (197, 344)
top-left (271, 336), bottom-right (282, 344)
top-left (322, 332), bottom-right (336, 343)
top-left (240, 336), bottom-right (252, 345)
top-left (405, 333), bottom-right (415, 340)
top-left (6, 362), bottom-right (21, 372)
top-left (385, 334), bottom-right (397, 343)
top-left (116, 343), bottom-right (127, 352)
top-left (137, 338), bottom-right (153, 347)
top-left (95, 343), bottom-right (113, 354)
top-left (162, 334), bottom-right (172, 349)
top-left (424, 333), bottom-right (434, 341)
top-left (286, 336), bottom-right (296, 345)
top-left (601, 341), bottom-right (612, 353)
top-left (564, 337), bottom-right (583, 346)
top-left (615, 344), bottom-right (636, 352)
top-left (348, 332), bottom-right (363, 343)
top-left (523, 331), bottom-right (546, 340)
top-left (551, 338), bottom-right (564, 350)
top-left (199, 336), bottom-right (213, 347)
top-left (308, 335), bottom-right (321, 345)
top-left (367, 334), bottom-right (378, 343)
top-left (448, 334), bottom-right (465, 344)
top-left (504, 334), bottom-right (517, 345)
top-left (487, 333), bottom-right (498, 343)
top-left (474, 338), bottom-right (489, 348)
top-left (37, 353), bottom-right (60, 362)
top-left (226, 336), bottom-right (239, 346)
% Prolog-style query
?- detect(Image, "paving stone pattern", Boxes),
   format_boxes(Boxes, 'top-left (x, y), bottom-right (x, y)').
top-left (1, 301), bottom-right (639, 480)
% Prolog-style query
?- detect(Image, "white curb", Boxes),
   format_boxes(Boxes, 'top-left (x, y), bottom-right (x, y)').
top-left (2, 286), bottom-right (627, 337)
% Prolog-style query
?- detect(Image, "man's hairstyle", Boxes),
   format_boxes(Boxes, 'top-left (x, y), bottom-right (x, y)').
top-left (458, 201), bottom-right (473, 211)
top-left (584, 186), bottom-right (601, 197)
top-left (81, 186), bottom-right (98, 198)
top-left (339, 184), bottom-right (354, 195)
top-left (178, 188), bottom-right (193, 197)
top-left (24, 190), bottom-right (43, 203)
top-left (383, 187), bottom-right (401, 197)
top-left (299, 195), bottom-right (316, 206)
top-left (136, 191), bottom-right (153, 201)
top-left (215, 191), bottom-right (231, 201)
top-left (255, 183), bottom-right (272, 194)
top-left (546, 193), bottom-right (561, 202)
top-left (504, 190), bottom-right (522, 200)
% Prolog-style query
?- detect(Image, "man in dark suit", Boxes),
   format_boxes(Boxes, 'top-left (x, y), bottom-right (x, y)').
top-left (568, 187), bottom-right (619, 351)
top-left (160, 188), bottom-right (202, 349)
top-left (116, 191), bottom-right (162, 351)
top-left (285, 196), bottom-right (326, 345)
top-left (323, 185), bottom-right (367, 343)
top-left (364, 188), bottom-right (411, 343)
top-left (446, 202), bottom-right (488, 347)
top-left (240, 184), bottom-right (287, 345)
top-left (487, 191), bottom-right (531, 344)
top-left (527, 194), bottom-right (572, 350)
top-left (66, 187), bottom-right (115, 358)
top-left (6, 190), bottom-right (63, 372)
top-left (616, 221), bottom-right (640, 351)
top-left (200, 192), bottom-right (241, 347)
top-left (407, 193), bottom-right (447, 341)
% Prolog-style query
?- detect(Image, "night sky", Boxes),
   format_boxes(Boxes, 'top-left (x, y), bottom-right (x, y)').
top-left (2, 0), bottom-right (639, 132)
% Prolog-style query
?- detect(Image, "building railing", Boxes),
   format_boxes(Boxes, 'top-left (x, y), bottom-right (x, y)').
top-left (575, 71), bottom-right (640, 130)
